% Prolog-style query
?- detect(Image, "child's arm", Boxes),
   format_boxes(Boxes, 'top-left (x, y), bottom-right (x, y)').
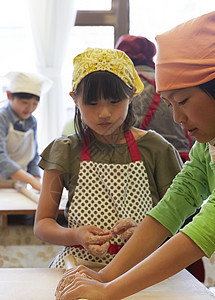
top-left (34, 169), bottom-right (113, 250)
top-left (10, 169), bottom-right (42, 191)
top-left (34, 169), bottom-right (67, 244)
top-left (26, 122), bottom-right (41, 178)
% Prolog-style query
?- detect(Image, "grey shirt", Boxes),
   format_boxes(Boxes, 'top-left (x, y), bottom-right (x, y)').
top-left (133, 65), bottom-right (195, 151)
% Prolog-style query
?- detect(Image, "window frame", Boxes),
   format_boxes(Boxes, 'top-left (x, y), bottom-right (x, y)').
top-left (75, 0), bottom-right (129, 44)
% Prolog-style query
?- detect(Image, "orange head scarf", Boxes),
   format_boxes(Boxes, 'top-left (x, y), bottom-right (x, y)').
top-left (155, 11), bottom-right (215, 93)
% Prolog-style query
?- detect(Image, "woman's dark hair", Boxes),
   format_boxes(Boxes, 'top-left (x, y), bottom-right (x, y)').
top-left (73, 71), bottom-right (135, 143)
top-left (198, 78), bottom-right (215, 99)
top-left (11, 92), bottom-right (40, 101)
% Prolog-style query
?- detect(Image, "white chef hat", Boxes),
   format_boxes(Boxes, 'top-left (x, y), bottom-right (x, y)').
top-left (5, 72), bottom-right (52, 97)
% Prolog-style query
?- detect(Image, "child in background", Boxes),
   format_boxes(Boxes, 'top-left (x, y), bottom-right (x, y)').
top-left (34, 47), bottom-right (182, 270)
top-left (115, 34), bottom-right (194, 163)
top-left (55, 11), bottom-right (215, 300)
top-left (0, 72), bottom-right (52, 191)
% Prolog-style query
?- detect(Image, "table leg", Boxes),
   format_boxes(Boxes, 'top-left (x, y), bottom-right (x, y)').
top-left (0, 215), bottom-right (7, 228)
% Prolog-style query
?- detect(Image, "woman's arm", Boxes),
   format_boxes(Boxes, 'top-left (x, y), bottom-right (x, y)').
top-left (105, 232), bottom-right (204, 300)
top-left (56, 215), bottom-right (170, 289)
top-left (56, 229), bottom-right (204, 300)
top-left (99, 215), bottom-right (170, 281)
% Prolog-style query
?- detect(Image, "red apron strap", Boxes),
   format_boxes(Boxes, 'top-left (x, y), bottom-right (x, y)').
top-left (185, 131), bottom-right (193, 149)
top-left (138, 74), bottom-right (193, 162)
top-left (125, 131), bottom-right (142, 162)
top-left (81, 131), bottom-right (141, 162)
top-left (138, 73), bottom-right (156, 87)
top-left (179, 132), bottom-right (193, 162)
top-left (138, 73), bottom-right (161, 130)
top-left (81, 133), bottom-right (91, 161)
top-left (72, 243), bottom-right (123, 255)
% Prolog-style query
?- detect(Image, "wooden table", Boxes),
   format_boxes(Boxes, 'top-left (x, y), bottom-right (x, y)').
top-left (0, 188), bottom-right (67, 227)
top-left (0, 268), bottom-right (214, 300)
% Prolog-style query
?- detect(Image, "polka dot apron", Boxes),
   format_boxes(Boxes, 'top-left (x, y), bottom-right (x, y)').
top-left (50, 130), bottom-right (153, 268)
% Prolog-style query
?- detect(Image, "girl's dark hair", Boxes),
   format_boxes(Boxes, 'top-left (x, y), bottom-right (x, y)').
top-left (198, 78), bottom-right (215, 99)
top-left (73, 71), bottom-right (135, 143)
top-left (11, 92), bottom-right (40, 101)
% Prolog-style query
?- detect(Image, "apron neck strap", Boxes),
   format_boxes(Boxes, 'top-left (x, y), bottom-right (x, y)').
top-left (81, 130), bottom-right (141, 162)
top-left (81, 133), bottom-right (91, 161)
top-left (124, 131), bottom-right (141, 161)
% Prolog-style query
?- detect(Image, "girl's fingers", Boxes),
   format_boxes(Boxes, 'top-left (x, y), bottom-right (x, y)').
top-left (88, 241), bottom-right (109, 257)
top-left (120, 227), bottom-right (136, 240)
top-left (112, 218), bottom-right (137, 234)
top-left (89, 232), bottom-right (114, 244)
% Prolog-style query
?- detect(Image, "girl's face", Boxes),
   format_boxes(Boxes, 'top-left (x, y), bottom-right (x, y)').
top-left (70, 91), bottom-right (132, 143)
top-left (161, 87), bottom-right (215, 143)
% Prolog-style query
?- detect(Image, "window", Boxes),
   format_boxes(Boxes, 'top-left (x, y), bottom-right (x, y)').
top-left (62, 25), bottom-right (115, 122)
top-left (0, 0), bottom-right (35, 104)
top-left (129, 0), bottom-right (215, 41)
top-left (0, 0), bottom-right (214, 137)
top-left (62, 0), bottom-right (129, 128)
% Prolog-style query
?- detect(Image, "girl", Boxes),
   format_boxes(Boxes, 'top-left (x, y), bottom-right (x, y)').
top-left (34, 47), bottom-right (182, 270)
top-left (55, 11), bottom-right (215, 300)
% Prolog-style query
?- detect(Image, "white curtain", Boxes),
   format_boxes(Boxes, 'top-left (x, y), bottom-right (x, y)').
top-left (28, 0), bottom-right (76, 151)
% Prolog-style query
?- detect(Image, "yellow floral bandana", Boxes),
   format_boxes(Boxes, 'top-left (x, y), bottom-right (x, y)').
top-left (72, 47), bottom-right (144, 95)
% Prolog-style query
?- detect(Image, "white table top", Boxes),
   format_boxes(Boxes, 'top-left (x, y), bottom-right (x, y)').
top-left (0, 188), bottom-right (67, 227)
top-left (0, 188), bottom-right (66, 213)
top-left (0, 268), bottom-right (214, 300)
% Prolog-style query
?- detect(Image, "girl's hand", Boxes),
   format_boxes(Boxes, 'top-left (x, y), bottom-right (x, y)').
top-left (111, 218), bottom-right (137, 241)
top-left (55, 272), bottom-right (110, 300)
top-left (88, 241), bottom-right (110, 258)
top-left (55, 265), bottom-right (106, 298)
top-left (77, 225), bottom-right (114, 257)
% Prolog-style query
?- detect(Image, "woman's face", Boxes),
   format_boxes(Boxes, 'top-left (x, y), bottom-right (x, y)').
top-left (161, 87), bottom-right (215, 143)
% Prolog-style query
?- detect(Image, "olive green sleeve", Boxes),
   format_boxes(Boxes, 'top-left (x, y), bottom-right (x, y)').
top-left (39, 136), bottom-right (80, 173)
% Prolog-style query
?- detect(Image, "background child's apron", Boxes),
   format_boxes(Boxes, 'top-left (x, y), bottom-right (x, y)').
top-left (138, 74), bottom-right (193, 163)
top-left (50, 130), bottom-right (153, 268)
top-left (6, 123), bottom-right (35, 171)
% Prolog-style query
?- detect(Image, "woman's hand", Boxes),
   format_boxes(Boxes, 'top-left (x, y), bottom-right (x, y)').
top-left (55, 272), bottom-right (110, 300)
top-left (111, 218), bottom-right (137, 241)
top-left (77, 225), bottom-right (114, 257)
top-left (55, 265), bottom-right (107, 298)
